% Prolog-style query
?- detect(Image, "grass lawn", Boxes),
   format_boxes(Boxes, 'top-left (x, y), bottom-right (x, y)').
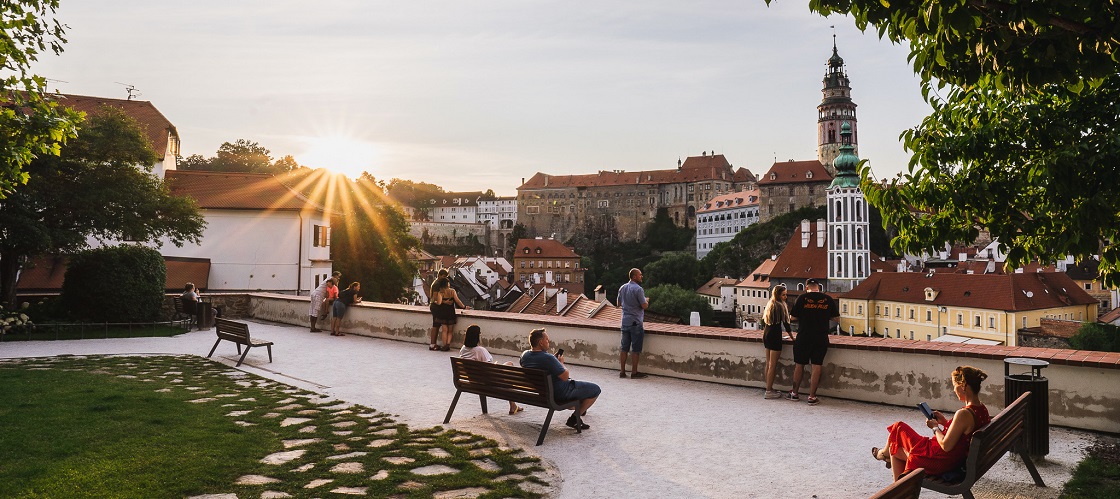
top-left (1062, 441), bottom-right (1120, 498)
top-left (0, 324), bottom-right (189, 342)
top-left (0, 355), bottom-right (548, 498)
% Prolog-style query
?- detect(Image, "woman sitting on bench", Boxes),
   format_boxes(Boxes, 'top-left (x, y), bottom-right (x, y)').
top-left (459, 325), bottom-right (522, 415)
top-left (872, 366), bottom-right (992, 481)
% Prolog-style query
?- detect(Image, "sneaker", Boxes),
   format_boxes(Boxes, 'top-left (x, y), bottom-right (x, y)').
top-left (630, 372), bottom-right (649, 379)
top-left (806, 396), bottom-right (820, 406)
top-left (565, 414), bottom-right (590, 430)
top-left (785, 391), bottom-right (800, 401)
top-left (619, 371), bottom-right (628, 378)
top-left (764, 390), bottom-right (781, 399)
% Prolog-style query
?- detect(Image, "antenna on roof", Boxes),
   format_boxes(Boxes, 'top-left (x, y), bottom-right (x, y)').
top-left (115, 82), bottom-right (141, 100)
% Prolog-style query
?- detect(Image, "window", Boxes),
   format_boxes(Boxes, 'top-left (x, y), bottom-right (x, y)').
top-left (1084, 283), bottom-right (1093, 290)
top-left (974, 315), bottom-right (981, 327)
top-left (909, 309), bottom-right (915, 320)
top-left (842, 303), bottom-right (848, 314)
top-left (312, 225), bottom-right (331, 247)
top-left (895, 307), bottom-right (901, 318)
top-left (598, 200), bottom-right (610, 208)
top-left (858, 305), bottom-right (863, 315)
top-left (526, 206), bottom-right (540, 214)
top-left (989, 317), bottom-right (996, 329)
top-left (957, 314), bottom-right (963, 325)
top-left (926, 310), bottom-right (932, 322)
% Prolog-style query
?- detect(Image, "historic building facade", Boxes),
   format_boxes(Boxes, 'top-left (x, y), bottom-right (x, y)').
top-left (817, 37), bottom-right (858, 174)
top-left (695, 189), bottom-right (761, 259)
top-left (826, 122), bottom-right (870, 293)
top-left (516, 153), bottom-right (756, 242)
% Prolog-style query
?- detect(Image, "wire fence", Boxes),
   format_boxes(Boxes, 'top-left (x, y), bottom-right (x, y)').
top-left (0, 319), bottom-right (193, 342)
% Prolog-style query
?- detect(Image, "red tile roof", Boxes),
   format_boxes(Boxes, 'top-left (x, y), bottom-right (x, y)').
top-left (844, 271), bottom-right (1097, 311)
top-left (517, 154), bottom-right (736, 190)
top-left (769, 222), bottom-right (828, 280)
top-left (757, 160), bottom-right (833, 185)
top-left (737, 257), bottom-right (779, 289)
top-left (58, 94), bottom-right (177, 159)
top-left (1099, 307), bottom-right (1120, 324)
top-left (733, 167), bottom-right (757, 183)
top-left (514, 238), bottom-right (580, 259)
top-left (16, 255), bottom-right (210, 292)
top-left (165, 170), bottom-right (325, 212)
top-left (696, 277), bottom-right (739, 297)
top-left (698, 189), bottom-right (760, 214)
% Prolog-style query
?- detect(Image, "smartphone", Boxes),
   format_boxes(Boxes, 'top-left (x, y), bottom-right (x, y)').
top-left (917, 402), bottom-right (934, 420)
top-left (556, 348), bottom-right (565, 357)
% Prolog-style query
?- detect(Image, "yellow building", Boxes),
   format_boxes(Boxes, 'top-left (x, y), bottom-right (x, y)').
top-left (840, 272), bottom-right (1098, 346)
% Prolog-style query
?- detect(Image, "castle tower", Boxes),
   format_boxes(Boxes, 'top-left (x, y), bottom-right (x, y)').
top-left (817, 36), bottom-right (858, 175)
top-left (826, 121), bottom-right (869, 293)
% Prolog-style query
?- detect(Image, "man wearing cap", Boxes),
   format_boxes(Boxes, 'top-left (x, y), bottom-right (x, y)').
top-left (787, 278), bottom-right (839, 405)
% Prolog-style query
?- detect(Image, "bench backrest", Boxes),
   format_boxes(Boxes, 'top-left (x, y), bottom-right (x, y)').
top-left (449, 357), bottom-right (558, 409)
top-left (215, 318), bottom-right (251, 342)
top-left (964, 391), bottom-right (1031, 480)
top-left (869, 468), bottom-right (925, 499)
top-left (173, 296), bottom-right (187, 314)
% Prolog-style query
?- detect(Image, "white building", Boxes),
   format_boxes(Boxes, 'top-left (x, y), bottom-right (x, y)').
top-left (695, 189), bottom-right (761, 259)
top-left (696, 277), bottom-right (739, 312)
top-left (826, 121), bottom-right (870, 293)
top-left (735, 256), bottom-right (778, 328)
top-left (161, 170), bottom-right (333, 294)
top-left (410, 192), bottom-right (482, 223)
top-left (476, 196), bottom-right (517, 229)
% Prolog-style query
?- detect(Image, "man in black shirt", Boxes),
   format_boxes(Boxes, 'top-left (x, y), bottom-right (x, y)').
top-left (786, 279), bottom-right (839, 406)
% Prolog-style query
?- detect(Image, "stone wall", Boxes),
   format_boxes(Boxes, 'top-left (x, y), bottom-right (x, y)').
top-left (163, 293), bottom-right (251, 320)
top-left (247, 293), bottom-right (1120, 433)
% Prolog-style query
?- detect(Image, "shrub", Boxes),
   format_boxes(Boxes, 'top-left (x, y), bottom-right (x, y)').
top-left (646, 284), bottom-right (714, 325)
top-left (1069, 322), bottom-right (1120, 353)
top-left (61, 246), bottom-right (166, 322)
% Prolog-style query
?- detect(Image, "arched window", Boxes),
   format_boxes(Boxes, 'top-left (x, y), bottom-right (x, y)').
top-left (836, 228), bottom-right (843, 249)
top-left (856, 255), bottom-right (864, 277)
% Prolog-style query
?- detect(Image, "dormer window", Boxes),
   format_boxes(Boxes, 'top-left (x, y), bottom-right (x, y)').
top-left (806, 171), bottom-right (813, 179)
top-left (924, 287), bottom-right (939, 301)
top-left (769, 173), bottom-right (777, 180)
top-left (523, 247), bottom-right (530, 254)
top-left (535, 248), bottom-right (542, 254)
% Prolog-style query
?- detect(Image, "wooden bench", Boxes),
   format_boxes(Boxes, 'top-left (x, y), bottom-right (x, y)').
top-left (922, 391), bottom-right (1045, 499)
top-left (206, 318), bottom-right (274, 367)
top-left (869, 468), bottom-right (925, 499)
top-left (444, 357), bottom-right (581, 446)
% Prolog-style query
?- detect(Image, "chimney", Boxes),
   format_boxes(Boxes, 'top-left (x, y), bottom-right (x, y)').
top-left (958, 253), bottom-right (967, 262)
top-left (556, 289), bottom-right (567, 313)
top-left (816, 218), bottom-right (826, 248)
top-left (800, 219), bottom-right (810, 248)
top-left (544, 175), bottom-right (549, 187)
top-left (594, 284), bottom-right (605, 302)
top-left (521, 177), bottom-right (525, 185)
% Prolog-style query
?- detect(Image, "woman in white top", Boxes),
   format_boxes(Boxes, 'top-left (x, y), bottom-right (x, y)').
top-left (459, 324), bottom-right (522, 414)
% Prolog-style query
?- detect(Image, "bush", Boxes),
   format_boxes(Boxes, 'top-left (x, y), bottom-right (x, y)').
top-left (61, 246), bottom-right (166, 322)
top-left (1069, 322), bottom-right (1120, 352)
top-left (646, 284), bottom-right (714, 325)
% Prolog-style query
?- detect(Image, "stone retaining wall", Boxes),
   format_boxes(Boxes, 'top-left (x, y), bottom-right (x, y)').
top-left (248, 293), bottom-right (1120, 433)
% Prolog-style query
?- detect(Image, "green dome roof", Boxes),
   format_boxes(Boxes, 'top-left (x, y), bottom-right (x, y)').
top-left (830, 121), bottom-right (860, 189)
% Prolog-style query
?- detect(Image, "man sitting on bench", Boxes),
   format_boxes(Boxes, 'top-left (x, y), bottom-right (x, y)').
top-left (520, 328), bottom-right (601, 431)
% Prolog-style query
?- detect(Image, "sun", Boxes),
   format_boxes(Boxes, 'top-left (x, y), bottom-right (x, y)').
top-left (295, 136), bottom-right (380, 179)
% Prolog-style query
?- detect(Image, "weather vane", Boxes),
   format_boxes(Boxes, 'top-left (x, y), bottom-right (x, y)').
top-left (115, 82), bottom-right (141, 100)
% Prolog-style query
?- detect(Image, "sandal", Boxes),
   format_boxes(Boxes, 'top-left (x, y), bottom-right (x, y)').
top-left (509, 406), bottom-right (524, 415)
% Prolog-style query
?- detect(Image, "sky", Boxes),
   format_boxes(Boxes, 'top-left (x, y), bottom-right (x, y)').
top-left (35, 0), bottom-right (929, 195)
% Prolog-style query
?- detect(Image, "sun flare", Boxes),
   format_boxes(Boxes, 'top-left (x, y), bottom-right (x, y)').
top-left (295, 136), bottom-right (380, 178)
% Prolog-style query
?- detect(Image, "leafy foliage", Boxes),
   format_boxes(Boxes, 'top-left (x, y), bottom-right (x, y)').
top-left (178, 139), bottom-right (302, 173)
top-left (645, 252), bottom-right (703, 290)
top-left (61, 246), bottom-right (166, 322)
top-left (0, 1), bottom-right (81, 195)
top-left (281, 170), bottom-right (420, 303)
top-left (1069, 322), bottom-right (1120, 353)
top-left (646, 284), bottom-right (714, 325)
top-left (803, 0), bottom-right (1120, 286)
top-left (0, 106), bottom-right (204, 305)
top-left (643, 208), bottom-right (695, 252)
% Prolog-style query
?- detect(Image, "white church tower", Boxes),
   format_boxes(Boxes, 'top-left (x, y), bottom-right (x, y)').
top-left (827, 121), bottom-right (869, 292)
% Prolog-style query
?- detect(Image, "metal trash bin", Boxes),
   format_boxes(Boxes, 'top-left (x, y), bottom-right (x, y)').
top-left (1004, 357), bottom-right (1049, 457)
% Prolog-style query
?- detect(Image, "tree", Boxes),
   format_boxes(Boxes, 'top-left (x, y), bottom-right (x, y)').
top-left (0, 1), bottom-right (81, 195)
top-left (279, 169), bottom-right (420, 303)
top-left (1070, 322), bottom-right (1120, 353)
top-left (61, 246), bottom-right (165, 322)
top-left (271, 154), bottom-right (303, 173)
top-left (643, 208), bottom-right (694, 252)
top-left (0, 106), bottom-right (205, 305)
top-left (386, 178), bottom-right (445, 207)
top-left (645, 252), bottom-right (703, 290)
top-left (212, 139), bottom-right (273, 173)
top-left (646, 284), bottom-right (713, 325)
top-left (700, 206), bottom-right (827, 279)
top-left (505, 223), bottom-right (528, 260)
top-left (803, 0), bottom-right (1120, 285)
top-left (327, 175), bottom-right (420, 303)
top-left (177, 153), bottom-right (211, 171)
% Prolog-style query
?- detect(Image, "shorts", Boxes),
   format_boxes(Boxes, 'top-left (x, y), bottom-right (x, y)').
top-left (332, 300), bottom-right (347, 318)
top-left (559, 380), bottom-right (602, 402)
top-left (763, 325), bottom-right (785, 351)
top-left (793, 335), bottom-right (829, 365)
top-left (620, 322), bottom-right (645, 353)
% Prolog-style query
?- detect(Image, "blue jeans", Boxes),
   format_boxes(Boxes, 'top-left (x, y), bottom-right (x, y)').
top-left (621, 322), bottom-right (645, 353)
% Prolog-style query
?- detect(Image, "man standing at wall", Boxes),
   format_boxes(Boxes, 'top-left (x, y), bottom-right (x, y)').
top-left (787, 278), bottom-right (838, 405)
top-left (618, 268), bottom-right (650, 379)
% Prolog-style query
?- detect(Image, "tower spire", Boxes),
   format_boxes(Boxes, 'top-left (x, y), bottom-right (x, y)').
top-left (817, 35), bottom-right (857, 175)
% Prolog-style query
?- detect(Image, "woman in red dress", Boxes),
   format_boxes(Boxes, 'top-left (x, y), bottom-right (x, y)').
top-left (872, 366), bottom-right (991, 481)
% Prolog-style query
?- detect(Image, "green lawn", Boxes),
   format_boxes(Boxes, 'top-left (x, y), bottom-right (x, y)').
top-left (1062, 441), bottom-right (1120, 498)
top-left (0, 355), bottom-right (548, 498)
top-left (0, 324), bottom-right (188, 342)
